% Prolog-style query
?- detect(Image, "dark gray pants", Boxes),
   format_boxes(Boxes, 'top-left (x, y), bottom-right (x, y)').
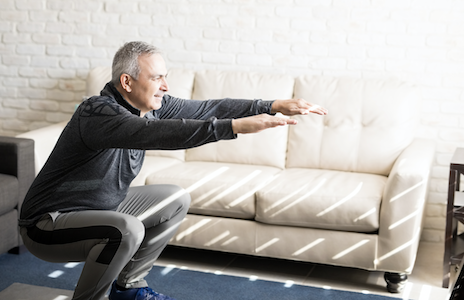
top-left (20, 184), bottom-right (191, 300)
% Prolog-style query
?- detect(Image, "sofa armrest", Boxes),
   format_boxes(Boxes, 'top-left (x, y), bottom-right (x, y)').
top-left (376, 138), bottom-right (435, 273)
top-left (17, 121), bottom-right (67, 175)
top-left (0, 136), bottom-right (35, 207)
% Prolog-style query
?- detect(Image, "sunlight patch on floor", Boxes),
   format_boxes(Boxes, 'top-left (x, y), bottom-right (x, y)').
top-left (249, 275), bottom-right (258, 281)
top-left (284, 280), bottom-right (294, 288)
top-left (161, 264), bottom-right (176, 275)
top-left (322, 285), bottom-right (332, 290)
top-left (402, 282), bottom-right (413, 300)
top-left (418, 284), bottom-right (431, 300)
top-left (48, 270), bottom-right (64, 278)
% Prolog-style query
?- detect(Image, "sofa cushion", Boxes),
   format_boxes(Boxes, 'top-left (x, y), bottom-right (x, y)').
top-left (191, 70), bottom-right (295, 100)
top-left (85, 66), bottom-right (112, 98)
top-left (145, 161), bottom-right (282, 219)
top-left (170, 214), bottom-right (258, 255)
top-left (0, 174), bottom-right (18, 215)
top-left (256, 168), bottom-right (387, 233)
top-left (130, 156), bottom-right (183, 187)
top-left (185, 127), bottom-right (288, 169)
top-left (289, 76), bottom-right (419, 176)
top-left (186, 70), bottom-right (294, 169)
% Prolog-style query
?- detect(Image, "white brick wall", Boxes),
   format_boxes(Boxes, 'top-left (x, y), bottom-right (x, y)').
top-left (1, 0), bottom-right (463, 244)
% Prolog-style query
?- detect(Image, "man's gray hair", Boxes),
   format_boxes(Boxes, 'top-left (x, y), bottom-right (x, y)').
top-left (111, 41), bottom-right (162, 85)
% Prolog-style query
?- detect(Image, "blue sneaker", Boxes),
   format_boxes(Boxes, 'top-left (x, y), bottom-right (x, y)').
top-left (109, 280), bottom-right (176, 300)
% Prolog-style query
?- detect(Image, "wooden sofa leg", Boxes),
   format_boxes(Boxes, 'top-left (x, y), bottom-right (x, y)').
top-left (384, 272), bottom-right (408, 293)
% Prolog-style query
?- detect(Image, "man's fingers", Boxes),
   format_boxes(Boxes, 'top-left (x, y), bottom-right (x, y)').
top-left (275, 98), bottom-right (328, 116)
top-left (285, 118), bottom-right (298, 125)
top-left (308, 104), bottom-right (328, 115)
top-left (266, 116), bottom-right (289, 127)
top-left (309, 104), bottom-right (320, 112)
top-left (232, 114), bottom-right (298, 134)
top-left (263, 116), bottom-right (299, 130)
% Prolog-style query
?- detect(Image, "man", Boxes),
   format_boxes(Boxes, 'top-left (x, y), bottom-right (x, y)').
top-left (19, 41), bottom-right (327, 300)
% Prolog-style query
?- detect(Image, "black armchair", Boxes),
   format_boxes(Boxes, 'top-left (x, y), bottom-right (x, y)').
top-left (0, 136), bottom-right (34, 254)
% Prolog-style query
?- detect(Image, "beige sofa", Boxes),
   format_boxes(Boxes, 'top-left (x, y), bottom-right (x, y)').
top-left (19, 67), bottom-right (435, 292)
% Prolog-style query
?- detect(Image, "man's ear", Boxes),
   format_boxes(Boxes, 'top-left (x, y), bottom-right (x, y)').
top-left (119, 74), bottom-right (132, 93)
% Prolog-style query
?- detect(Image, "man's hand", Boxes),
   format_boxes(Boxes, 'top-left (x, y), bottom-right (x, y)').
top-left (232, 114), bottom-right (298, 134)
top-left (271, 98), bottom-right (328, 116)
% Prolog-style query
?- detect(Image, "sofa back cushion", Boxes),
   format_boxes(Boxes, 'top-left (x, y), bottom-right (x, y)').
top-left (85, 66), bottom-right (112, 98)
top-left (86, 67), bottom-right (195, 161)
top-left (186, 70), bottom-right (294, 169)
top-left (288, 76), bottom-right (419, 176)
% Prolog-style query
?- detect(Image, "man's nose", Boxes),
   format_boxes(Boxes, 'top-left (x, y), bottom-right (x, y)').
top-left (161, 78), bottom-right (169, 92)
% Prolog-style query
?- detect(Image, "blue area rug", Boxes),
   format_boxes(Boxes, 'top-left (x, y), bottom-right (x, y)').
top-left (0, 251), bottom-right (404, 300)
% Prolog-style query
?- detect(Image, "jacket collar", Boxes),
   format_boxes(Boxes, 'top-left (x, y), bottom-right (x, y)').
top-left (101, 82), bottom-right (141, 117)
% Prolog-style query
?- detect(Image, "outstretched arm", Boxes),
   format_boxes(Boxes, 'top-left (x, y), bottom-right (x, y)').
top-left (157, 95), bottom-right (273, 120)
top-left (271, 98), bottom-right (328, 116)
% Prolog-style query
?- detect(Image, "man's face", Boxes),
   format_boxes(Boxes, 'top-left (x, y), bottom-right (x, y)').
top-left (126, 53), bottom-right (169, 114)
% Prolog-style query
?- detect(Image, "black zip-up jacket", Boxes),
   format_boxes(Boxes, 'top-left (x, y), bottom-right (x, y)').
top-left (19, 82), bottom-right (274, 227)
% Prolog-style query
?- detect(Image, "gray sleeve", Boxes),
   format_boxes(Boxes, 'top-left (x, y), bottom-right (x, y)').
top-left (77, 99), bottom-right (236, 151)
top-left (156, 95), bottom-right (275, 120)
